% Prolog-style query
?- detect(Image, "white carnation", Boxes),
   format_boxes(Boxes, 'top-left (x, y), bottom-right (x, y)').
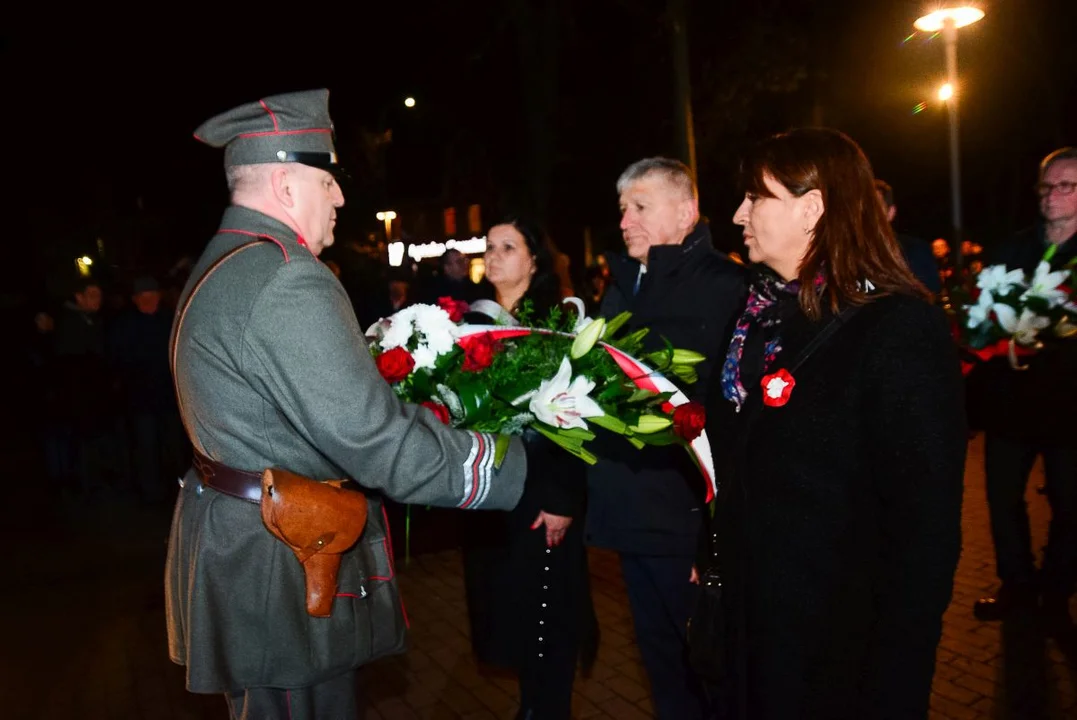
top-left (379, 307), bottom-right (417, 350)
top-left (412, 345), bottom-right (439, 370)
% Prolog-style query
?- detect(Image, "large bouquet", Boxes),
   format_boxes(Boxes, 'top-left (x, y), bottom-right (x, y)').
top-left (957, 252), bottom-right (1077, 369)
top-left (366, 297), bottom-right (717, 501)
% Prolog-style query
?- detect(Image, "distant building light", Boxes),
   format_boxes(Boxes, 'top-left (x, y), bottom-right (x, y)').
top-left (404, 236), bottom-right (487, 262)
top-left (388, 242), bottom-right (406, 267)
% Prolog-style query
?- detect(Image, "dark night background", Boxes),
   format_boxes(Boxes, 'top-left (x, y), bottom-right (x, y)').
top-left (3, 0), bottom-right (1075, 307)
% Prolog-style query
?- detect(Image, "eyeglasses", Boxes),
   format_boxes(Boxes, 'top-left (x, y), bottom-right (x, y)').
top-left (1035, 181), bottom-right (1077, 198)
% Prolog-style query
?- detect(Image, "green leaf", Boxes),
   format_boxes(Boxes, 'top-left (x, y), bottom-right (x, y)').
top-left (454, 375), bottom-right (493, 422)
top-left (493, 433), bottom-right (512, 469)
top-left (632, 429), bottom-right (681, 446)
top-left (672, 365), bottom-right (699, 384)
top-left (626, 436), bottom-right (646, 450)
top-left (589, 413), bottom-right (629, 435)
top-left (533, 424), bottom-right (598, 464)
top-left (602, 311), bottom-right (632, 339)
top-left (643, 350), bottom-right (672, 369)
top-left (627, 388), bottom-right (658, 403)
top-left (610, 327), bottom-right (650, 352)
top-left (555, 426), bottom-right (596, 441)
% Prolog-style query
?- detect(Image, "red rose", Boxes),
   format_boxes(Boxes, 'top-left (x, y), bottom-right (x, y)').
top-left (437, 296), bottom-right (469, 323)
top-left (458, 332), bottom-right (503, 372)
top-left (421, 400), bottom-right (451, 425)
top-left (375, 347), bottom-right (415, 383)
top-left (672, 402), bottom-right (706, 441)
top-left (760, 368), bottom-right (796, 407)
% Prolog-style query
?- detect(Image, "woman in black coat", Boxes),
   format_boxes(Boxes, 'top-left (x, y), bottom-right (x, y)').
top-left (705, 128), bottom-right (967, 718)
top-left (460, 217), bottom-right (598, 720)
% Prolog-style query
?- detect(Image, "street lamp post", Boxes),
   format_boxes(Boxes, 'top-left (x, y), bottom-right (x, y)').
top-left (376, 211), bottom-right (397, 243)
top-left (914, 5), bottom-right (984, 273)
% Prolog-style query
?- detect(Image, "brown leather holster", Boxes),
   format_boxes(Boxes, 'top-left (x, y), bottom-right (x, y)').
top-left (259, 468), bottom-right (369, 617)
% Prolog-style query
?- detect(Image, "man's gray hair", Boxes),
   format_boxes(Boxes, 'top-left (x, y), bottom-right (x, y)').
top-left (616, 157), bottom-right (698, 200)
top-left (1040, 147), bottom-right (1077, 180)
top-left (226, 163), bottom-right (290, 194)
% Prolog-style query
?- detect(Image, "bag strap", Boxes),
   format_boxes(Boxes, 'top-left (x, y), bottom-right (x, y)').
top-left (785, 303), bottom-right (863, 374)
top-left (170, 240), bottom-right (267, 458)
top-left (704, 302), bottom-right (863, 567)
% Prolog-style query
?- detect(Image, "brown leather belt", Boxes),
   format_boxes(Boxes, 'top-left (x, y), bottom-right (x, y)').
top-left (192, 450), bottom-right (263, 504)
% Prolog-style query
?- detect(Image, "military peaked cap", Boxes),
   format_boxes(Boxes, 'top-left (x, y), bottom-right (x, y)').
top-left (194, 89), bottom-right (341, 173)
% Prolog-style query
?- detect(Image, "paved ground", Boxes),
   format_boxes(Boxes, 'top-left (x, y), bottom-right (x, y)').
top-left (1, 433), bottom-right (1074, 719)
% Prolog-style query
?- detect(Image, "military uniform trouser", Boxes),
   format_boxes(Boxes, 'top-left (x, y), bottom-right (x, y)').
top-left (225, 670), bottom-right (360, 720)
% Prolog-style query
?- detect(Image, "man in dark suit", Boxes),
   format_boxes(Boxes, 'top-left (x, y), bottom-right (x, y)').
top-left (970, 147), bottom-right (1077, 629)
top-left (586, 157), bottom-right (747, 719)
top-left (875, 179), bottom-right (942, 294)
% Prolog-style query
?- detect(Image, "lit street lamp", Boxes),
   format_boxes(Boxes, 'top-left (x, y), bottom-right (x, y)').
top-left (404, 97), bottom-right (416, 108)
top-left (914, 5), bottom-right (985, 271)
top-left (376, 211), bottom-right (397, 242)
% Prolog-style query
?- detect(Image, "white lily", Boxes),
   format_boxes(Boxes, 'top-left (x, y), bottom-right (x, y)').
top-left (976, 264), bottom-right (1026, 295)
top-left (965, 291), bottom-right (996, 328)
top-left (520, 356), bottom-right (604, 431)
top-left (1020, 261), bottom-right (1070, 308)
top-left (997, 306), bottom-right (1050, 346)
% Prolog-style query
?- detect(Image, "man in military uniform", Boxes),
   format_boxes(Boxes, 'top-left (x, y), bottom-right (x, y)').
top-left (165, 89), bottom-right (529, 719)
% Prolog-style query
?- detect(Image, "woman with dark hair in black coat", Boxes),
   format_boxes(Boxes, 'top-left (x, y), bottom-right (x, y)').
top-left (460, 217), bottom-right (599, 720)
top-left (706, 128), bottom-right (967, 719)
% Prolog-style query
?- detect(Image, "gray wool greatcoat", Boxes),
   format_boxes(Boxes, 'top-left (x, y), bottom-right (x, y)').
top-left (165, 205), bottom-right (527, 694)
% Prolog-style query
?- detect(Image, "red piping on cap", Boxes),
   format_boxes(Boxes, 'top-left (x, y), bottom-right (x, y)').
top-left (259, 99), bottom-right (280, 132)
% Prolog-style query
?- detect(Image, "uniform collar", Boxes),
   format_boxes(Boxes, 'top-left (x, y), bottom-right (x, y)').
top-left (215, 205), bottom-right (315, 260)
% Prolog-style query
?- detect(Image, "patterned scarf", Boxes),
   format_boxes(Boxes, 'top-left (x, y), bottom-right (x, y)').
top-left (720, 270), bottom-right (823, 411)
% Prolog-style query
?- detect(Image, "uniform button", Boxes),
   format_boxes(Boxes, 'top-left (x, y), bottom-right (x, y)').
top-left (544, 567), bottom-right (549, 571)
top-left (538, 637), bottom-right (544, 642)
top-left (195, 483), bottom-right (204, 496)
top-left (538, 653), bottom-right (544, 658)
top-left (543, 585), bottom-right (548, 590)
top-left (546, 548), bottom-right (551, 554)
top-left (542, 603), bottom-right (547, 608)
top-left (539, 621), bottom-right (544, 625)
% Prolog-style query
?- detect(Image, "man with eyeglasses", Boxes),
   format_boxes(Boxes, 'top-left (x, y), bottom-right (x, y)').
top-left (970, 147), bottom-right (1077, 631)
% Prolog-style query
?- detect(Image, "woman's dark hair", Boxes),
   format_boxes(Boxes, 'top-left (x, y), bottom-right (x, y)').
top-left (485, 215), bottom-right (561, 317)
top-left (739, 127), bottom-right (928, 320)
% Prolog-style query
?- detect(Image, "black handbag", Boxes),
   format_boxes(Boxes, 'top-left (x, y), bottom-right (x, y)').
top-left (687, 539), bottom-right (726, 681)
top-left (685, 304), bottom-right (862, 683)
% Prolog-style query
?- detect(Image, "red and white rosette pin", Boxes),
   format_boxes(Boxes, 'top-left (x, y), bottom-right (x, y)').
top-left (760, 368), bottom-right (795, 408)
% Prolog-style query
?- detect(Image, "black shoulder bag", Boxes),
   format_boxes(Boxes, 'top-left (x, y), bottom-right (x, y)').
top-left (687, 304), bottom-right (862, 683)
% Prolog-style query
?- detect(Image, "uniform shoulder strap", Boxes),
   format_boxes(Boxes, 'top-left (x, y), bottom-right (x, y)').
top-left (169, 240), bottom-right (266, 457)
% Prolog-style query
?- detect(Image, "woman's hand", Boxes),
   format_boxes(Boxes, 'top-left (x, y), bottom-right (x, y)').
top-left (531, 511), bottom-right (572, 547)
